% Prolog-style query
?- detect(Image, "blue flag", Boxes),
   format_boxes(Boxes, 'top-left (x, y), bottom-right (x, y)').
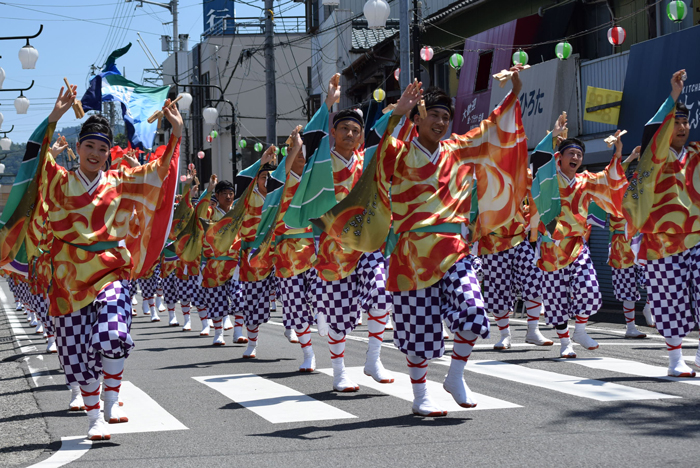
top-left (81, 44), bottom-right (170, 150)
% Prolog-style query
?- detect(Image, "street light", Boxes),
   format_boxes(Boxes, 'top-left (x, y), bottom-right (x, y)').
top-left (202, 106), bottom-right (219, 125)
top-left (0, 137), bottom-right (11, 151)
top-left (18, 42), bottom-right (39, 69)
top-left (0, 112), bottom-right (3, 129)
top-left (0, 67), bottom-right (4, 89)
top-left (14, 92), bottom-right (29, 114)
top-left (178, 92), bottom-right (192, 112)
top-left (363, 0), bottom-right (390, 29)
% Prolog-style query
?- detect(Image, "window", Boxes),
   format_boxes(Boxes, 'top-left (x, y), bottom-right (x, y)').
top-left (473, 50), bottom-right (494, 93)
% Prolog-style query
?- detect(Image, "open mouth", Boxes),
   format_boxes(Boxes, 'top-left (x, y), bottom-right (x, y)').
top-left (87, 157), bottom-right (100, 164)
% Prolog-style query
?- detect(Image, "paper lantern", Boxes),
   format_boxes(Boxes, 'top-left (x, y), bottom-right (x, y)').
top-left (197, 151), bottom-right (205, 159)
top-left (0, 67), bottom-right (5, 89)
top-left (254, 142), bottom-right (263, 152)
top-left (607, 26), bottom-right (626, 45)
top-left (555, 42), bottom-right (572, 60)
top-left (202, 106), bottom-right (218, 124)
top-left (18, 44), bottom-right (39, 70)
top-left (512, 49), bottom-right (528, 66)
top-left (239, 139), bottom-right (247, 148)
top-left (206, 135), bottom-right (213, 143)
top-left (420, 46), bottom-right (434, 62)
top-left (281, 147), bottom-right (288, 156)
top-left (14, 94), bottom-right (30, 114)
top-left (363, 0), bottom-right (390, 29)
top-left (188, 163), bottom-right (195, 170)
top-left (180, 175), bottom-right (187, 182)
top-left (211, 130), bottom-right (218, 138)
top-left (373, 88), bottom-right (385, 102)
top-left (0, 137), bottom-right (10, 151)
top-left (667, 1), bottom-right (687, 22)
top-left (0, 112), bottom-right (3, 129)
top-left (177, 92), bottom-right (192, 112)
top-left (449, 53), bottom-right (464, 70)
top-left (394, 68), bottom-right (400, 81)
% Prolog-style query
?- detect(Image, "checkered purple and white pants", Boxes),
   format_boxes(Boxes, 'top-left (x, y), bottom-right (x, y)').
top-left (138, 266), bottom-right (162, 299)
top-left (646, 245), bottom-right (700, 339)
top-left (162, 273), bottom-right (179, 304)
top-left (177, 275), bottom-right (199, 305)
top-left (239, 275), bottom-right (273, 327)
top-left (203, 278), bottom-right (238, 318)
top-left (278, 269), bottom-right (316, 329)
top-left (391, 255), bottom-right (490, 360)
top-left (54, 280), bottom-right (134, 386)
top-left (16, 281), bottom-right (30, 307)
top-left (540, 244), bottom-right (601, 326)
top-left (310, 250), bottom-right (392, 333)
top-left (480, 241), bottom-right (541, 312)
top-left (31, 293), bottom-right (54, 335)
top-left (611, 264), bottom-right (647, 302)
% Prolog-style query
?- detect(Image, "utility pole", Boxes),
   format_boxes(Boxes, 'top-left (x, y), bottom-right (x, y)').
top-left (264, 0), bottom-right (277, 146)
top-left (412, 0), bottom-right (421, 82)
top-left (399, 0), bottom-right (410, 88)
top-left (126, 0), bottom-right (178, 92)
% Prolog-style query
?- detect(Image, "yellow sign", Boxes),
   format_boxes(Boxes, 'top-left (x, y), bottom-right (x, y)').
top-left (584, 86), bottom-right (623, 125)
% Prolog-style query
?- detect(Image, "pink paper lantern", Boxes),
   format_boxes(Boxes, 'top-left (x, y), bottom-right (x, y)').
top-left (188, 163), bottom-right (195, 170)
top-left (206, 135), bottom-right (213, 143)
top-left (607, 26), bottom-right (626, 46)
top-left (394, 68), bottom-right (400, 81)
top-left (180, 175), bottom-right (187, 182)
top-left (420, 46), bottom-right (434, 61)
top-left (197, 151), bottom-right (205, 159)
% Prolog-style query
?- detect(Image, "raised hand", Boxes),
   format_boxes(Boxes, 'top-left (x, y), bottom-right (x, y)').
top-left (49, 86), bottom-right (77, 123)
top-left (624, 145), bottom-right (642, 164)
top-left (261, 145), bottom-right (277, 166)
top-left (50, 134), bottom-right (69, 157)
top-left (509, 65), bottom-right (524, 97)
top-left (552, 112), bottom-right (568, 138)
top-left (612, 130), bottom-right (624, 157)
top-left (671, 69), bottom-right (685, 102)
top-left (163, 98), bottom-right (184, 139)
top-left (394, 79), bottom-right (423, 116)
top-left (325, 73), bottom-right (341, 110)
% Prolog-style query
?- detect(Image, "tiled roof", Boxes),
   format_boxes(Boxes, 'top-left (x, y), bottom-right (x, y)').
top-left (351, 27), bottom-right (399, 51)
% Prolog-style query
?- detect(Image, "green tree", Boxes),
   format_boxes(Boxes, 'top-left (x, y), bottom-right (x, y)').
top-left (114, 133), bottom-right (128, 148)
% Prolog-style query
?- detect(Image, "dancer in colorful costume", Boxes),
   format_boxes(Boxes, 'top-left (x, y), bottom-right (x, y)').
top-left (531, 113), bottom-right (628, 358)
top-left (623, 70), bottom-right (700, 376)
top-left (0, 86), bottom-right (182, 439)
top-left (314, 70), bottom-right (529, 415)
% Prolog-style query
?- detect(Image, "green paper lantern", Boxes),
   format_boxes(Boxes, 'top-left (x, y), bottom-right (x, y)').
top-left (555, 41), bottom-right (572, 60)
top-left (667, 0), bottom-right (687, 22)
top-left (254, 142), bottom-right (263, 152)
top-left (238, 139), bottom-right (247, 148)
top-left (512, 49), bottom-right (528, 66)
top-left (449, 53), bottom-right (464, 70)
top-left (275, 147), bottom-right (280, 155)
top-left (373, 88), bottom-right (385, 102)
top-left (210, 130), bottom-right (218, 138)
top-left (281, 147), bottom-right (288, 156)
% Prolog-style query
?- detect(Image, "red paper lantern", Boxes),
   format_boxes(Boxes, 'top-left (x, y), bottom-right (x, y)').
top-left (607, 26), bottom-right (626, 46)
top-left (188, 163), bottom-right (195, 170)
top-left (206, 135), bottom-right (213, 143)
top-left (180, 175), bottom-right (187, 182)
top-left (197, 151), bottom-right (205, 159)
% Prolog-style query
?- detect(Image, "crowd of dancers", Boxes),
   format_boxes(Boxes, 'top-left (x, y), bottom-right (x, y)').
top-left (1, 67), bottom-right (699, 441)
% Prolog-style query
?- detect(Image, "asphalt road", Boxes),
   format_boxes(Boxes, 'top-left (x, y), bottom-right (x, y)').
top-left (1, 278), bottom-right (699, 468)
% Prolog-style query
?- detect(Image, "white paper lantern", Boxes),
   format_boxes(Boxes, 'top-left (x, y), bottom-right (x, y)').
top-left (0, 67), bottom-right (5, 89)
top-left (177, 92), bottom-right (192, 112)
top-left (0, 137), bottom-right (11, 151)
top-left (0, 163), bottom-right (5, 174)
top-left (14, 94), bottom-right (30, 114)
top-left (18, 44), bottom-right (39, 70)
top-left (202, 106), bottom-right (218, 124)
top-left (363, 0), bottom-right (390, 30)
top-left (0, 112), bottom-right (3, 129)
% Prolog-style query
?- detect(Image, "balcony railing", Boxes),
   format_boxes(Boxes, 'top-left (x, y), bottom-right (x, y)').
top-left (203, 16), bottom-right (306, 37)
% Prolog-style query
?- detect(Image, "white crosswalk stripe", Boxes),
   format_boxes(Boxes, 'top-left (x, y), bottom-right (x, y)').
top-left (193, 373), bottom-right (357, 423)
top-left (434, 359), bottom-right (680, 401)
top-left (562, 357), bottom-right (700, 387)
top-left (317, 367), bottom-right (522, 411)
top-left (105, 381), bottom-right (189, 434)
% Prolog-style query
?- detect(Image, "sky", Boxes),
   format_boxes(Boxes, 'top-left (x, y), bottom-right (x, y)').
top-left (0, 0), bottom-right (304, 145)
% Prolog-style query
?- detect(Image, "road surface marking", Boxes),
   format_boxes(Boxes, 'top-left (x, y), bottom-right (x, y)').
top-left (562, 357), bottom-right (700, 387)
top-left (26, 436), bottom-right (92, 468)
top-left (193, 373), bottom-right (357, 423)
top-left (433, 359), bottom-right (679, 401)
top-left (318, 366), bottom-right (521, 411)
